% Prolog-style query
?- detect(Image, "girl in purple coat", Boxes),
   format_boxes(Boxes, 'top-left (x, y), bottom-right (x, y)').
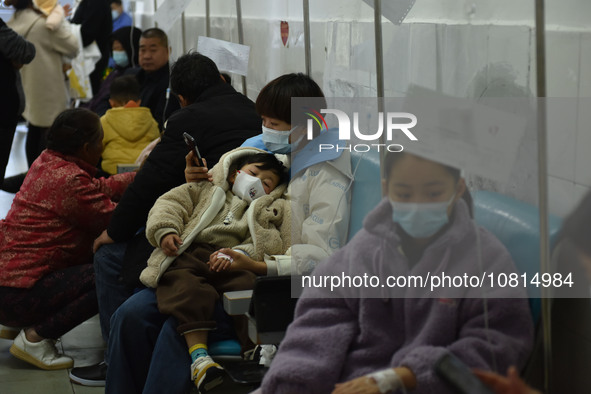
top-left (260, 152), bottom-right (534, 394)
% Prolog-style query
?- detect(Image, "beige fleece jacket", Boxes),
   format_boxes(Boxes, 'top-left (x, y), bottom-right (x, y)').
top-left (140, 147), bottom-right (290, 288)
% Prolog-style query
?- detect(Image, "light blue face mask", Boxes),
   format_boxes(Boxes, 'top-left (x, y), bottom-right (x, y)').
top-left (112, 9), bottom-right (121, 20)
top-left (261, 125), bottom-right (298, 154)
top-left (390, 194), bottom-right (456, 239)
top-left (112, 50), bottom-right (129, 68)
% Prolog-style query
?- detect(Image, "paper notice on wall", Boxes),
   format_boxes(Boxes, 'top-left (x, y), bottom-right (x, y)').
top-left (362, 0), bottom-right (416, 25)
top-left (197, 36), bottom-right (250, 76)
top-left (154, 0), bottom-right (192, 32)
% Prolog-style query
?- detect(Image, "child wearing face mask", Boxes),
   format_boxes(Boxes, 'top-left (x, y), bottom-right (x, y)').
top-left (259, 152), bottom-right (534, 394)
top-left (139, 148), bottom-right (289, 392)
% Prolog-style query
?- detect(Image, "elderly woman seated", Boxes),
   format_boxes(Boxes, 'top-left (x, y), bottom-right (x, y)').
top-left (0, 108), bottom-right (135, 370)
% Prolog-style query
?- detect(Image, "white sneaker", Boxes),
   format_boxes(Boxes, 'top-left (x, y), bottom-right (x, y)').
top-left (191, 355), bottom-right (224, 393)
top-left (0, 325), bottom-right (21, 340)
top-left (9, 330), bottom-right (73, 370)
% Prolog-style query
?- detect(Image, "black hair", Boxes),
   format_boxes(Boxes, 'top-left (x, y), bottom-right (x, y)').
top-left (255, 73), bottom-right (326, 124)
top-left (9, 0), bottom-right (32, 10)
top-left (110, 75), bottom-right (141, 103)
top-left (229, 153), bottom-right (288, 186)
top-left (560, 191), bottom-right (591, 258)
top-left (141, 28), bottom-right (168, 48)
top-left (46, 108), bottom-right (102, 155)
top-left (383, 152), bottom-right (474, 218)
top-left (221, 73), bottom-right (232, 85)
top-left (111, 26), bottom-right (142, 66)
top-left (170, 52), bottom-right (222, 104)
top-left (111, 0), bottom-right (122, 5)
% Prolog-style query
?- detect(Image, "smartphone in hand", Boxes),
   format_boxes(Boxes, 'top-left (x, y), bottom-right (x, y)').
top-left (182, 132), bottom-right (205, 167)
top-left (434, 353), bottom-right (494, 394)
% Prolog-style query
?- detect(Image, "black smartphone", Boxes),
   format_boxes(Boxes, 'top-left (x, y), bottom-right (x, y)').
top-left (434, 353), bottom-right (495, 394)
top-left (182, 132), bottom-right (204, 167)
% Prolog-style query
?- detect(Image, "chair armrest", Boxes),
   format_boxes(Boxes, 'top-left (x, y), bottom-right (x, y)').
top-left (223, 290), bottom-right (253, 315)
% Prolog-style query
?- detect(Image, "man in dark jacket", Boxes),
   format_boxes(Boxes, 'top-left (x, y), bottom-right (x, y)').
top-left (126, 27), bottom-right (181, 130)
top-left (0, 19), bottom-right (35, 188)
top-left (69, 52), bottom-right (261, 386)
top-left (71, 0), bottom-right (112, 96)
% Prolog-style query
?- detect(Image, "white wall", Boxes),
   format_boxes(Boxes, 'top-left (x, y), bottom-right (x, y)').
top-left (128, 0), bottom-right (590, 217)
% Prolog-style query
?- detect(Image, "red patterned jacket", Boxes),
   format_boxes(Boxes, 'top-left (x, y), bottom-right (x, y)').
top-left (0, 150), bottom-right (135, 288)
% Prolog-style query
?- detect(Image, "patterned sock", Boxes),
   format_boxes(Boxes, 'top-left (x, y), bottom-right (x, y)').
top-left (189, 343), bottom-right (209, 362)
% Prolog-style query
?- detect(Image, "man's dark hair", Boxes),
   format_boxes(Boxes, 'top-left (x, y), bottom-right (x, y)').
top-left (256, 73), bottom-right (326, 124)
top-left (47, 108), bottom-right (102, 155)
top-left (141, 28), bottom-right (168, 48)
top-left (170, 52), bottom-right (222, 104)
top-left (230, 153), bottom-right (288, 186)
top-left (110, 75), bottom-right (141, 104)
top-left (111, 0), bottom-right (122, 5)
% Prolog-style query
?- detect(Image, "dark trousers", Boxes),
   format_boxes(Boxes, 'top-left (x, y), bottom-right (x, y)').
top-left (0, 264), bottom-right (98, 339)
top-left (156, 243), bottom-right (256, 341)
top-left (26, 124), bottom-right (49, 167)
top-left (0, 119), bottom-right (18, 187)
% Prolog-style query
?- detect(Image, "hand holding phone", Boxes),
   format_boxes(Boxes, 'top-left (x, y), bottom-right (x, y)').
top-left (434, 353), bottom-right (495, 394)
top-left (183, 132), bottom-right (205, 167)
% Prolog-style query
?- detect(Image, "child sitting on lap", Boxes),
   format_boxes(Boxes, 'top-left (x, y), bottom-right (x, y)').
top-left (139, 147), bottom-right (289, 393)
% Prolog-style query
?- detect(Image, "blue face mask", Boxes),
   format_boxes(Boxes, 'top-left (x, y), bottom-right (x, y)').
top-left (112, 50), bottom-right (129, 68)
top-left (390, 194), bottom-right (456, 239)
top-left (112, 10), bottom-right (121, 20)
top-left (261, 125), bottom-right (298, 154)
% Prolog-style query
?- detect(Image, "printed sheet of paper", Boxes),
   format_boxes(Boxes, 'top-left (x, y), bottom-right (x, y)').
top-left (154, 0), bottom-right (192, 32)
top-left (197, 36), bottom-right (250, 76)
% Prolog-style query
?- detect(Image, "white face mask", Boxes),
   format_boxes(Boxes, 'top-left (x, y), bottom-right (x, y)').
top-left (390, 194), bottom-right (456, 239)
top-left (232, 170), bottom-right (266, 203)
top-left (261, 125), bottom-right (299, 154)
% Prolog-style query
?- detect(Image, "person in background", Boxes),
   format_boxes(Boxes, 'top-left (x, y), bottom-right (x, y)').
top-left (31, 0), bottom-right (65, 31)
top-left (0, 108), bottom-right (135, 370)
top-left (71, 0), bottom-right (112, 96)
top-left (0, 19), bottom-right (35, 190)
top-left (68, 52), bottom-right (261, 387)
top-left (86, 26), bottom-right (142, 116)
top-left (107, 0), bottom-right (132, 69)
top-left (100, 75), bottom-right (160, 175)
top-left (110, 0), bottom-right (131, 32)
top-left (126, 27), bottom-right (180, 130)
top-left (2, 0), bottom-right (78, 194)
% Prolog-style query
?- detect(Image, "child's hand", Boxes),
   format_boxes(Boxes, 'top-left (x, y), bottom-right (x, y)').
top-left (185, 152), bottom-right (212, 183)
top-left (208, 250), bottom-right (233, 272)
top-left (161, 233), bottom-right (182, 256)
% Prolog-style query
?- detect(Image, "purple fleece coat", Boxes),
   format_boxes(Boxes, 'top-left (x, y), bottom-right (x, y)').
top-left (261, 198), bottom-right (534, 393)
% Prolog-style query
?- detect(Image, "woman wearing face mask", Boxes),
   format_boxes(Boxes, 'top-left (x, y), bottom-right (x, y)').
top-left (105, 73), bottom-right (353, 393)
top-left (85, 26), bottom-right (142, 116)
top-left (189, 72), bottom-right (353, 277)
top-left (260, 151), bottom-right (534, 394)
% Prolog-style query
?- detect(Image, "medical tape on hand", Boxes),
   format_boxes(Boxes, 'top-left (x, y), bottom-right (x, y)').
top-left (216, 252), bottom-right (233, 263)
top-left (367, 368), bottom-right (403, 393)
